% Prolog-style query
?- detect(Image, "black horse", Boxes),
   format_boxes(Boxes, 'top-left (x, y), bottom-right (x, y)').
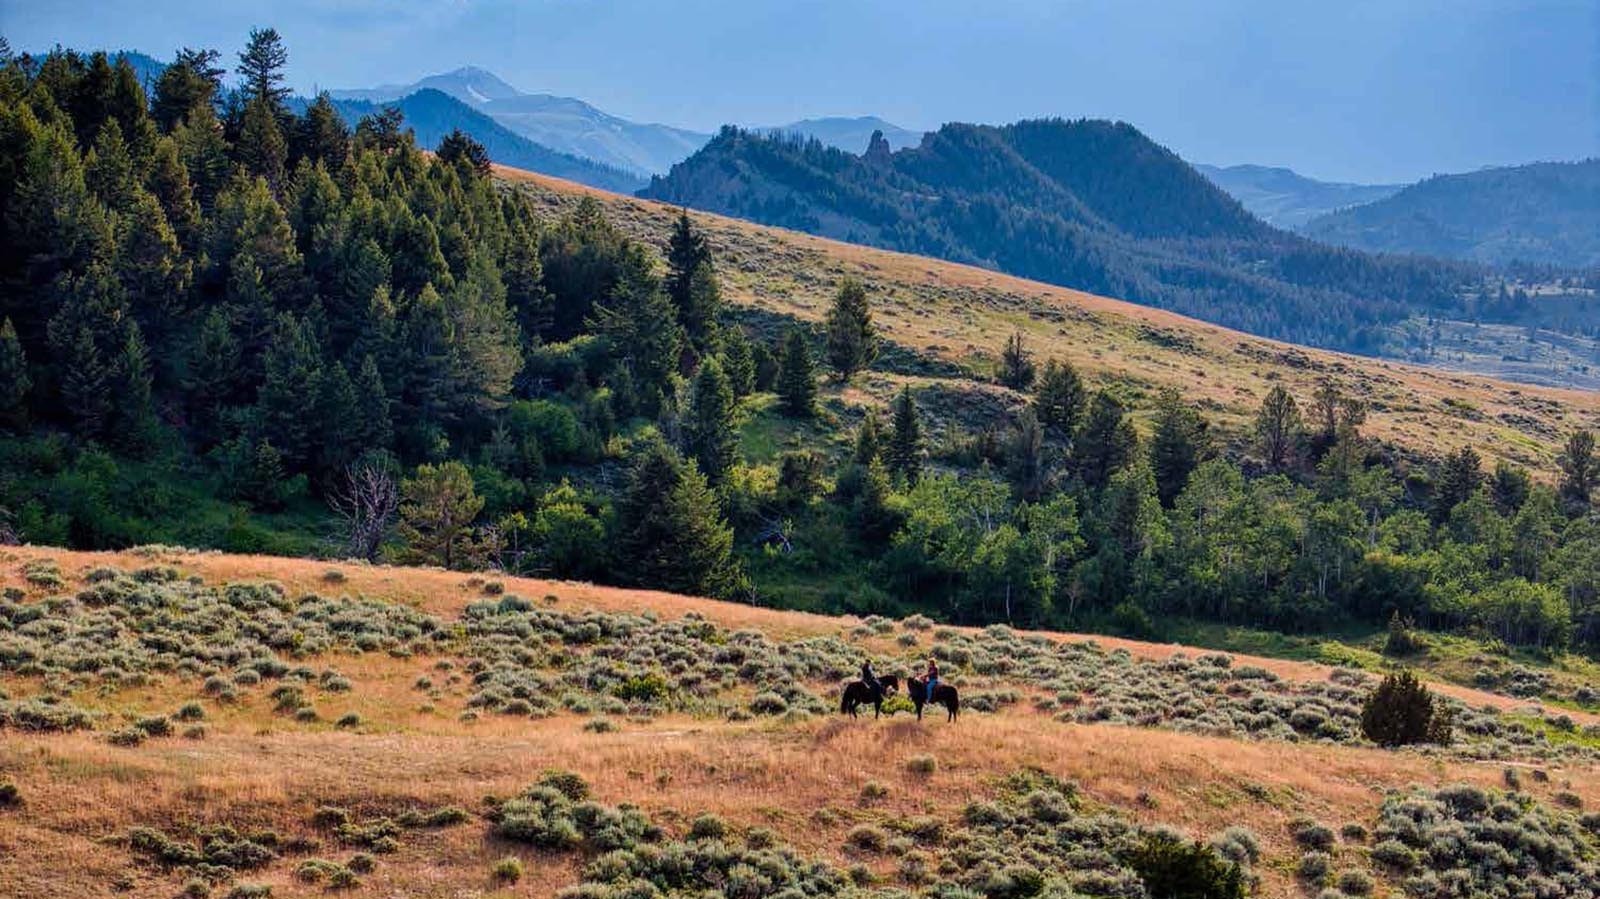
top-left (907, 675), bottom-right (959, 722)
top-left (841, 674), bottom-right (900, 718)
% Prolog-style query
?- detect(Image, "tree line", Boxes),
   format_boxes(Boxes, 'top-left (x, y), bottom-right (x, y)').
top-left (1, 33), bottom-right (1597, 658)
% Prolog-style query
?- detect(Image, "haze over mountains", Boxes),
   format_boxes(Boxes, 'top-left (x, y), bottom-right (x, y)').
top-left (1195, 164), bottom-right (1404, 230)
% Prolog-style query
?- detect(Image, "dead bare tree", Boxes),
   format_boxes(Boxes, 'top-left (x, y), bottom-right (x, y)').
top-left (328, 461), bottom-right (399, 560)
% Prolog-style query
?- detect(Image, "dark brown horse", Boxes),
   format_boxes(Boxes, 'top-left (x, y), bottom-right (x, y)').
top-left (841, 675), bottom-right (900, 718)
top-left (907, 675), bottom-right (959, 722)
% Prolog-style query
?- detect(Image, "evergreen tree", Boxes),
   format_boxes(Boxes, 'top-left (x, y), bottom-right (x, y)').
top-left (1490, 460), bottom-right (1531, 516)
top-left (1006, 407), bottom-right (1049, 502)
top-left (436, 128), bottom-right (490, 178)
top-left (238, 96), bottom-right (287, 189)
top-left (443, 253), bottom-right (522, 424)
top-left (236, 27), bottom-right (290, 111)
top-left (394, 461), bottom-right (487, 570)
top-left (587, 245), bottom-right (682, 418)
top-left (1073, 391), bottom-right (1137, 490)
top-left (314, 361), bottom-right (363, 478)
top-left (1149, 387), bottom-right (1206, 507)
top-left (257, 314), bottom-right (323, 469)
top-left (721, 328), bottom-right (756, 398)
top-left (665, 209), bottom-right (710, 318)
top-left (777, 326), bottom-right (816, 418)
top-left (682, 356), bottom-right (738, 485)
top-left (681, 259), bottom-right (722, 356)
top-left (295, 93), bottom-right (349, 169)
top-left (998, 330), bottom-right (1036, 390)
top-left (152, 47), bottom-right (225, 131)
top-left (886, 386), bottom-right (924, 486)
top-left (502, 222), bottom-right (551, 341)
top-left (109, 323), bottom-right (160, 455)
top-left (1558, 429), bottom-right (1598, 511)
top-left (1433, 445), bottom-right (1483, 523)
top-left (824, 277), bottom-right (878, 381)
top-left (146, 136), bottom-right (202, 249)
top-left (854, 408), bottom-right (883, 465)
top-left (46, 263), bottom-right (127, 440)
top-left (613, 438), bottom-right (743, 598)
top-left (353, 353), bottom-right (393, 452)
top-left (84, 120), bottom-right (136, 212)
top-left (0, 317), bottom-right (32, 431)
top-left (1033, 358), bottom-right (1086, 440)
top-left (1254, 385), bottom-right (1302, 472)
top-left (187, 307), bottom-right (239, 446)
top-left (117, 189), bottom-right (191, 361)
top-left (172, 103), bottom-right (231, 208)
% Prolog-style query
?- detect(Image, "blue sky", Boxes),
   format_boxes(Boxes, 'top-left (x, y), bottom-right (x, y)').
top-left (5, 0), bottom-right (1596, 183)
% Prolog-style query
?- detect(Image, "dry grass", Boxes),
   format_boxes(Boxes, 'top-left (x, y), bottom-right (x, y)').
top-left (492, 164), bottom-right (1600, 477)
top-left (4, 545), bottom-right (1599, 898)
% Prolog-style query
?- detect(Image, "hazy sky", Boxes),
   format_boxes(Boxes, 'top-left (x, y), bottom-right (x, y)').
top-left (5, 0), bottom-right (1596, 183)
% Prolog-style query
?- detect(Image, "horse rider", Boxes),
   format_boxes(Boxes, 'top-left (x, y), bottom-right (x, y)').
top-left (861, 658), bottom-right (882, 700)
top-left (923, 656), bottom-right (939, 703)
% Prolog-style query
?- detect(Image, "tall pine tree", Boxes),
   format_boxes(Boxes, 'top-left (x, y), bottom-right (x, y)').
top-left (777, 326), bottom-right (816, 418)
top-left (824, 277), bottom-right (877, 381)
top-left (683, 357), bottom-right (739, 485)
top-left (886, 386), bottom-right (923, 486)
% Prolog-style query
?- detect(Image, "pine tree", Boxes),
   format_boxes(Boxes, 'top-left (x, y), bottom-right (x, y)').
top-left (1007, 407), bottom-right (1048, 502)
top-left (777, 326), bottom-right (816, 418)
top-left (436, 129), bottom-right (490, 178)
top-left (998, 331), bottom-right (1036, 390)
top-left (853, 408), bottom-right (883, 465)
top-left (1433, 446), bottom-right (1483, 523)
top-left (395, 461), bottom-right (487, 570)
top-left (1149, 387), bottom-right (1206, 507)
top-left (886, 386), bottom-right (924, 486)
top-left (587, 246), bottom-right (682, 419)
top-left (1033, 358), bottom-right (1085, 440)
top-left (682, 357), bottom-right (739, 485)
top-left (665, 209), bottom-right (710, 317)
top-left (238, 96), bottom-right (287, 190)
top-left (353, 354), bottom-right (393, 452)
top-left (236, 27), bottom-right (290, 111)
top-left (681, 259), bottom-right (722, 355)
top-left (1558, 429), bottom-right (1597, 511)
top-left (109, 323), bottom-right (160, 455)
top-left (1490, 461), bottom-right (1531, 516)
top-left (173, 103), bottom-right (231, 207)
top-left (314, 361), bottom-right (362, 478)
top-left (824, 277), bottom-right (878, 381)
top-left (503, 222), bottom-right (551, 341)
top-left (187, 307), bottom-right (239, 446)
top-left (147, 136), bottom-right (202, 249)
top-left (46, 263), bottom-right (127, 440)
top-left (257, 314), bottom-right (323, 469)
top-left (721, 328), bottom-right (756, 398)
top-left (117, 189), bottom-right (191, 360)
top-left (613, 439), bottom-right (742, 598)
top-left (0, 317), bottom-right (32, 431)
top-left (152, 47), bottom-right (224, 131)
top-left (1255, 385), bottom-right (1301, 472)
top-left (1073, 391), bottom-right (1137, 490)
top-left (443, 253), bottom-right (522, 424)
top-left (85, 120), bottom-right (137, 212)
top-left (296, 93), bottom-right (349, 169)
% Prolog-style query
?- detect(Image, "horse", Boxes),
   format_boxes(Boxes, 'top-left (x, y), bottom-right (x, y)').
top-left (840, 674), bottom-right (900, 719)
top-left (906, 675), bottom-right (959, 722)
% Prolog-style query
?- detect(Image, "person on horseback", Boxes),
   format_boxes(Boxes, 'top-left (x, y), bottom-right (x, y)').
top-left (923, 657), bottom-right (939, 703)
top-left (861, 659), bottom-right (882, 701)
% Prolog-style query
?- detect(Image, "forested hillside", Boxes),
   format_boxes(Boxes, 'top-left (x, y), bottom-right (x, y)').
top-left (641, 125), bottom-right (1508, 355)
top-left (1196, 163), bottom-right (1403, 230)
top-left (2, 33), bottom-right (1600, 661)
top-left (1306, 159), bottom-right (1600, 268)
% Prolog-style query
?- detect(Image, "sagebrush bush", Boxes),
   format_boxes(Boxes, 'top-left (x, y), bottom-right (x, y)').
top-left (492, 855), bottom-right (523, 882)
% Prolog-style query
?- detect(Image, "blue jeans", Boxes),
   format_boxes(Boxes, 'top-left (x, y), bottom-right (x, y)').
top-left (925, 678), bottom-right (937, 702)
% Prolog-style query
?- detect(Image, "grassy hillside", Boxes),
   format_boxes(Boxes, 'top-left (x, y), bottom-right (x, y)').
top-left (3, 545), bottom-right (1598, 899)
top-left (502, 165), bottom-right (1600, 476)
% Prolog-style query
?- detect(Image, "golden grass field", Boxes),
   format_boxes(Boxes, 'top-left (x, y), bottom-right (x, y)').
top-left (2, 545), bottom-right (1596, 898)
top-left (492, 165), bottom-right (1600, 478)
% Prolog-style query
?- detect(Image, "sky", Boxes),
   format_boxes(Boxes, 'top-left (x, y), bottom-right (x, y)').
top-left (4, 0), bottom-right (1596, 183)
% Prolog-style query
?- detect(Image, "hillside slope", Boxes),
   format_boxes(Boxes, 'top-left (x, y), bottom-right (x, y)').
top-left (1305, 159), bottom-right (1600, 268)
top-left (641, 121), bottom-right (1480, 356)
top-left (3, 546), bottom-right (1597, 899)
top-left (505, 165), bottom-right (1600, 475)
top-left (1197, 163), bottom-right (1404, 230)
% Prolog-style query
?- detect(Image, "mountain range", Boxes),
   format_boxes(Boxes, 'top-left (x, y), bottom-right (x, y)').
top-left (641, 121), bottom-right (1485, 355)
top-left (328, 67), bottom-right (925, 175)
top-left (1304, 159), bottom-right (1600, 269)
top-left (1196, 164), bottom-right (1404, 230)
